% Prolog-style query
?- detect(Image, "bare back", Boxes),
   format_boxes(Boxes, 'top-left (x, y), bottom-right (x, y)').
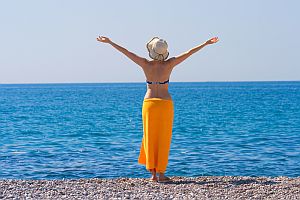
top-left (141, 59), bottom-right (174, 100)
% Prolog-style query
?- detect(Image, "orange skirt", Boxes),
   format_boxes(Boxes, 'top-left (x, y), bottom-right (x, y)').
top-left (138, 98), bottom-right (174, 173)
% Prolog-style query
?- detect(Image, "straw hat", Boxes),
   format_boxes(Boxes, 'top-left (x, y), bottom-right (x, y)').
top-left (146, 37), bottom-right (169, 61)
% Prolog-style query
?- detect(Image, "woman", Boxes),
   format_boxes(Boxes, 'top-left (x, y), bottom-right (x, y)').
top-left (97, 35), bottom-right (219, 182)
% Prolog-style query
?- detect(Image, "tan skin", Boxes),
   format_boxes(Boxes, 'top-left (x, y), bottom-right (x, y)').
top-left (97, 36), bottom-right (219, 181)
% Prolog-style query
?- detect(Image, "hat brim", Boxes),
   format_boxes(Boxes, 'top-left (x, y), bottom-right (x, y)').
top-left (146, 37), bottom-right (159, 54)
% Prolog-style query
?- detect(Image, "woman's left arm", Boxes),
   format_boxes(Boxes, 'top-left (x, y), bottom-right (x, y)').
top-left (169, 37), bottom-right (219, 68)
top-left (97, 36), bottom-right (147, 67)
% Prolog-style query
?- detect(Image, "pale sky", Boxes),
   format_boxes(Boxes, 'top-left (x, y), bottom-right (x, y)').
top-left (0, 0), bottom-right (299, 83)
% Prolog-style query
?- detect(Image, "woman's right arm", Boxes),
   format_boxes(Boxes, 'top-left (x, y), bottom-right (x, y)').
top-left (97, 36), bottom-right (147, 67)
top-left (169, 37), bottom-right (219, 68)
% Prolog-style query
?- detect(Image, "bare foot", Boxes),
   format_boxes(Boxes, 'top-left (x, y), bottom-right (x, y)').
top-left (149, 176), bottom-right (157, 182)
top-left (149, 169), bottom-right (157, 182)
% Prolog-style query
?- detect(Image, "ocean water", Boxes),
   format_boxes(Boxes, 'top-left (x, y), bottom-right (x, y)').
top-left (0, 81), bottom-right (299, 179)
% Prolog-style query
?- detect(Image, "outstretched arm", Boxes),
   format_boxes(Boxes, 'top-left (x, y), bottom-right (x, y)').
top-left (96, 36), bottom-right (147, 67)
top-left (170, 37), bottom-right (219, 68)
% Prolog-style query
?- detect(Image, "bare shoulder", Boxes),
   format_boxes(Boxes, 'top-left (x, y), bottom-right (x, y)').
top-left (139, 58), bottom-right (151, 69)
top-left (165, 57), bottom-right (176, 68)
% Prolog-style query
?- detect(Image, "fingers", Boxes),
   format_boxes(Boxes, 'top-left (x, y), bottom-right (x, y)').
top-left (211, 37), bottom-right (219, 43)
top-left (96, 36), bottom-right (109, 42)
top-left (206, 37), bottom-right (219, 45)
top-left (96, 36), bottom-right (105, 42)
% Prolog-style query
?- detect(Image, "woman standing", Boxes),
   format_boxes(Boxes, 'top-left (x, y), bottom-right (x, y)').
top-left (97, 36), bottom-right (219, 182)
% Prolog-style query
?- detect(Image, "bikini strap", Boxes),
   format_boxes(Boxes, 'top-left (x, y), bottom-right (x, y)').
top-left (159, 79), bottom-right (169, 84)
top-left (146, 79), bottom-right (169, 84)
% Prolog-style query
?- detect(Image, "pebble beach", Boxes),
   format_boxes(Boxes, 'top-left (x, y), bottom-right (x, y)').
top-left (1, 176), bottom-right (300, 199)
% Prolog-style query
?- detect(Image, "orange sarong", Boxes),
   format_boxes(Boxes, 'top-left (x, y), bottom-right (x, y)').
top-left (138, 98), bottom-right (174, 173)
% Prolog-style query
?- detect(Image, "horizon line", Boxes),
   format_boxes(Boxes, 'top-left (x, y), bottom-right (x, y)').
top-left (0, 80), bottom-right (299, 85)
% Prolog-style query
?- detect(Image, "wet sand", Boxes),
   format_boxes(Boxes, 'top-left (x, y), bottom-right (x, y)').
top-left (1, 176), bottom-right (300, 199)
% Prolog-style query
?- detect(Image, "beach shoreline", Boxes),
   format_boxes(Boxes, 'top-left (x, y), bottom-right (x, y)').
top-left (1, 176), bottom-right (299, 199)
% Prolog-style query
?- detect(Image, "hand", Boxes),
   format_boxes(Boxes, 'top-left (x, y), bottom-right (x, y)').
top-left (96, 36), bottom-right (111, 43)
top-left (205, 37), bottom-right (219, 45)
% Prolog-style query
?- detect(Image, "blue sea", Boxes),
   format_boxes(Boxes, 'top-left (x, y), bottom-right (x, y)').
top-left (0, 81), bottom-right (300, 179)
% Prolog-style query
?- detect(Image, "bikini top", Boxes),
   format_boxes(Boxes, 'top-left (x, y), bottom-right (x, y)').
top-left (146, 79), bottom-right (169, 85)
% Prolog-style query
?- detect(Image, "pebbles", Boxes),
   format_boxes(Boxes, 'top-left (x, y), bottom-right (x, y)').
top-left (1, 176), bottom-right (300, 199)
